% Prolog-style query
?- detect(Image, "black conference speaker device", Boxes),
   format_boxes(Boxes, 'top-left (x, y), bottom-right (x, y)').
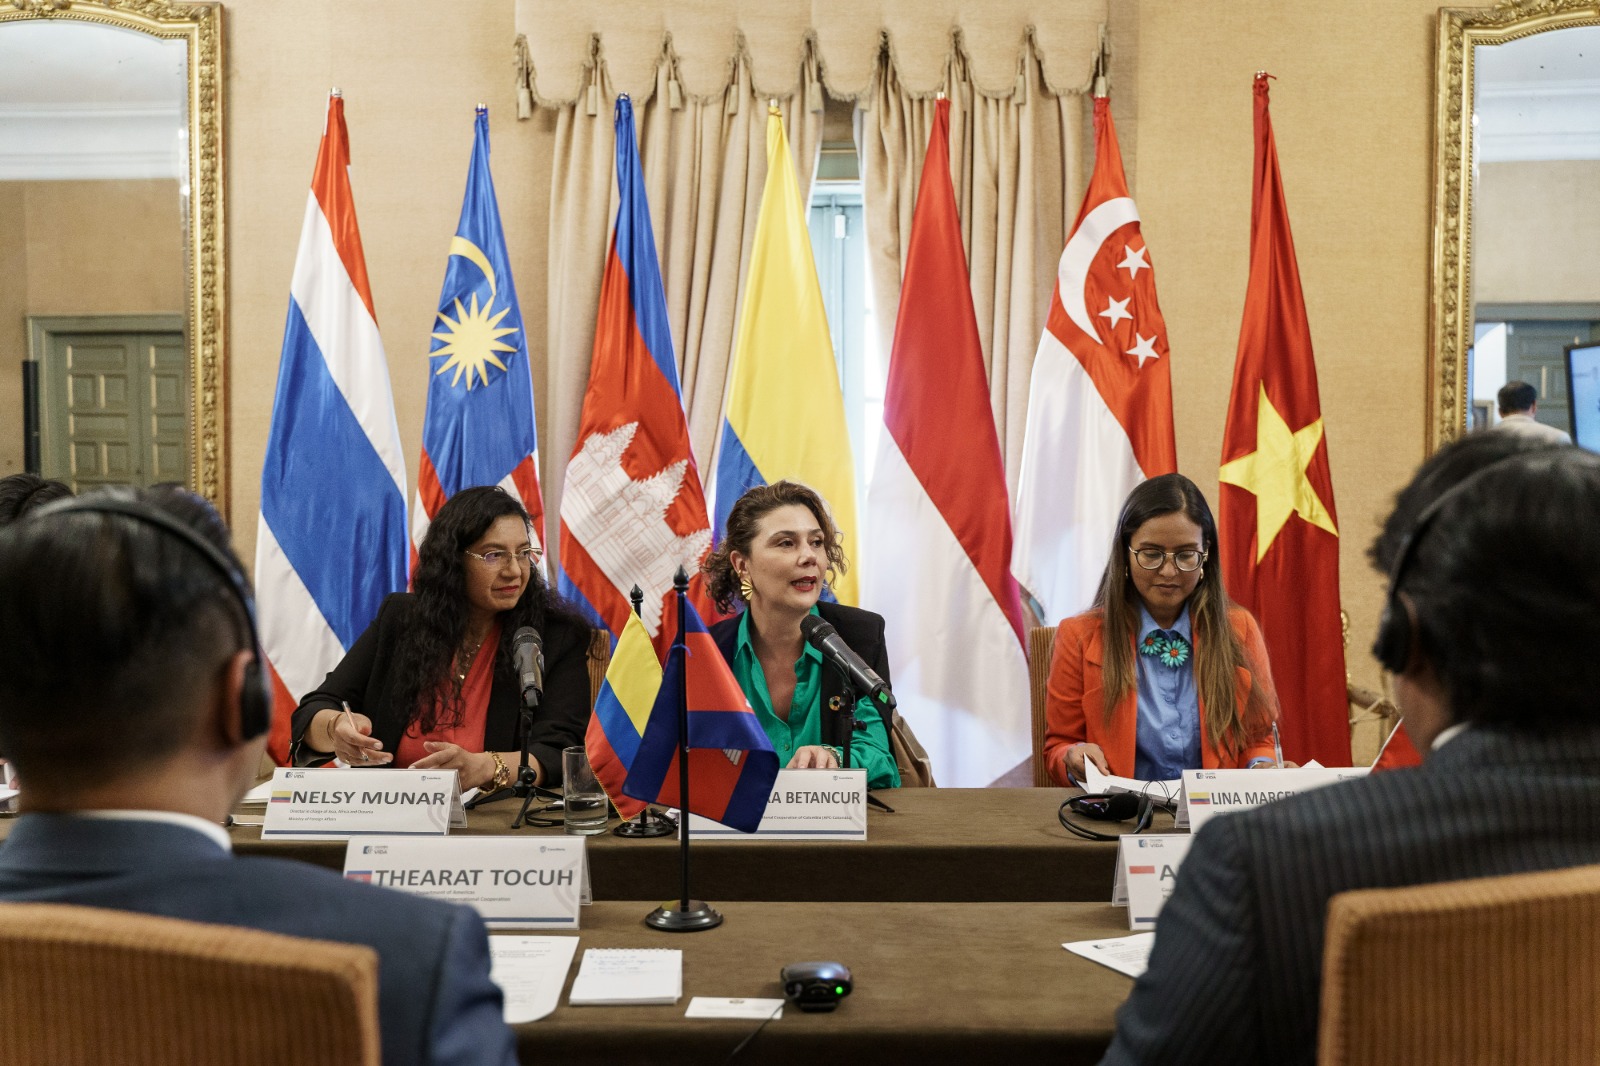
top-left (781, 961), bottom-right (853, 1013)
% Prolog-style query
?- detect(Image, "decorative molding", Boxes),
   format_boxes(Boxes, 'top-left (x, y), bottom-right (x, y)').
top-left (1430, 1), bottom-right (1600, 452)
top-left (0, 0), bottom-right (227, 514)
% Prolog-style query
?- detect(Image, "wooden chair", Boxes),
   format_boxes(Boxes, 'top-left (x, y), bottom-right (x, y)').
top-left (1027, 623), bottom-right (1058, 786)
top-left (587, 626), bottom-right (613, 708)
top-left (1319, 863), bottom-right (1600, 1065)
top-left (0, 902), bottom-right (380, 1066)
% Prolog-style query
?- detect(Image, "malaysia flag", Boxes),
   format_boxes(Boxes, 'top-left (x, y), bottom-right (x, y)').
top-left (864, 98), bottom-right (1030, 787)
top-left (1011, 94), bottom-right (1177, 625)
top-left (622, 592), bottom-right (778, 834)
top-left (414, 107), bottom-right (543, 552)
top-left (558, 96), bottom-right (717, 651)
top-left (256, 92), bottom-right (409, 765)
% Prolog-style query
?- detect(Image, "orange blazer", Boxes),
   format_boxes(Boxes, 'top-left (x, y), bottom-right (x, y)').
top-left (1043, 606), bottom-right (1278, 785)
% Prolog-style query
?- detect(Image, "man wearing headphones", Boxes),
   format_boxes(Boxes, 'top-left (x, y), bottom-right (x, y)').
top-left (1098, 434), bottom-right (1600, 1065)
top-left (0, 487), bottom-right (517, 1066)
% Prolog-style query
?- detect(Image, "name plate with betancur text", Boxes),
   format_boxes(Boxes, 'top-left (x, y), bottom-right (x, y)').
top-left (262, 767), bottom-right (467, 840)
top-left (1179, 766), bottom-right (1369, 833)
top-left (343, 837), bottom-right (588, 930)
top-left (686, 768), bottom-right (867, 840)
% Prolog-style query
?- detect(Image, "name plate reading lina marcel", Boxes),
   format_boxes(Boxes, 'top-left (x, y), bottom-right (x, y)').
top-left (1179, 766), bottom-right (1370, 833)
top-left (686, 768), bottom-right (868, 840)
top-left (343, 837), bottom-right (588, 930)
top-left (262, 767), bottom-right (468, 840)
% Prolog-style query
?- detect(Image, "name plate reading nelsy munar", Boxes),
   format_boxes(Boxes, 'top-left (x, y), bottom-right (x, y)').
top-left (262, 767), bottom-right (468, 840)
top-left (343, 837), bottom-right (586, 930)
top-left (686, 768), bottom-right (867, 840)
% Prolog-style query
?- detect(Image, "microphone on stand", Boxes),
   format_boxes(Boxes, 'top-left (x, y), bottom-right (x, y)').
top-left (512, 626), bottom-right (543, 707)
top-left (798, 616), bottom-right (896, 710)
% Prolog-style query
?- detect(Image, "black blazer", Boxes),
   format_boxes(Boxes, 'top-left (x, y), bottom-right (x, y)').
top-left (708, 600), bottom-right (893, 747)
top-left (290, 593), bottom-right (595, 786)
top-left (1100, 725), bottom-right (1600, 1065)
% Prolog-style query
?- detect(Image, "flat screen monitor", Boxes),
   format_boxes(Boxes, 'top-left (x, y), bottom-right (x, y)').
top-left (1566, 342), bottom-right (1600, 451)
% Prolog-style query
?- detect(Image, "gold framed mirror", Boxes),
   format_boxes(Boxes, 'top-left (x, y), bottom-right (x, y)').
top-left (0, 0), bottom-right (225, 509)
top-left (1432, 1), bottom-right (1600, 451)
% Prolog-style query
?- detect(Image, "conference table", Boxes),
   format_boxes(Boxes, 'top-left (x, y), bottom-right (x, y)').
top-left (509, 899), bottom-right (1135, 1064)
top-left (222, 786), bottom-right (1179, 903)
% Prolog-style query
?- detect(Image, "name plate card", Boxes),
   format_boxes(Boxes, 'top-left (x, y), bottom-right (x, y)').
top-left (685, 768), bottom-right (867, 840)
top-left (1179, 766), bottom-right (1369, 833)
top-left (1112, 834), bottom-right (1193, 930)
top-left (343, 837), bottom-right (587, 930)
top-left (262, 767), bottom-right (467, 840)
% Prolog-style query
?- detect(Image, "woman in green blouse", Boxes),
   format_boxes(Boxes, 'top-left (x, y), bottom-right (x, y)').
top-left (703, 481), bottom-right (901, 789)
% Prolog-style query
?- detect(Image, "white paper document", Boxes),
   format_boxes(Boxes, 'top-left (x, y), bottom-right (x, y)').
top-left (238, 780), bottom-right (273, 808)
top-left (685, 997), bottom-right (784, 1020)
top-left (568, 948), bottom-right (683, 1006)
top-left (489, 936), bottom-right (580, 1023)
top-left (1084, 763), bottom-right (1181, 807)
top-left (1063, 933), bottom-right (1155, 979)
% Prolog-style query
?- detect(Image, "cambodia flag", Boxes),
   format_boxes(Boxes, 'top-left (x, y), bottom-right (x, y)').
top-left (414, 107), bottom-right (543, 552)
top-left (622, 597), bottom-right (777, 834)
top-left (256, 92), bottom-right (408, 765)
top-left (558, 96), bottom-right (718, 653)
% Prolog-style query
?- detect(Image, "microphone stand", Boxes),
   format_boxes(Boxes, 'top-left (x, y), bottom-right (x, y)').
top-left (828, 664), bottom-right (895, 814)
top-left (464, 668), bottom-right (561, 829)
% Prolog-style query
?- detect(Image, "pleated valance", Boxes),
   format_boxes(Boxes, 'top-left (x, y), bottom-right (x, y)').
top-left (513, 0), bottom-right (1107, 105)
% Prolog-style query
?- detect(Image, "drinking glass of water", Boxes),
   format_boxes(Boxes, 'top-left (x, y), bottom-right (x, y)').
top-left (562, 746), bottom-right (609, 835)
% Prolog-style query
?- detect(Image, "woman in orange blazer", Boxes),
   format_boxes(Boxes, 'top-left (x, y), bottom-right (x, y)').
top-left (1044, 474), bottom-right (1283, 785)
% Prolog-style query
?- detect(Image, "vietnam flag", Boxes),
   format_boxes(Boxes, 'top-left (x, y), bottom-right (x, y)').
top-left (1217, 74), bottom-right (1351, 767)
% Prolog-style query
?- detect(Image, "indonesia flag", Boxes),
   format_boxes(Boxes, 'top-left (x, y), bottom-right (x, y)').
top-left (1011, 95), bottom-right (1177, 625)
top-left (863, 98), bottom-right (1031, 788)
top-left (558, 96), bottom-right (717, 650)
top-left (256, 92), bottom-right (409, 764)
top-left (414, 107), bottom-right (543, 553)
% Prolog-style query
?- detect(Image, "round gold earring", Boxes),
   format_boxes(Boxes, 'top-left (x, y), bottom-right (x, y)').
top-left (739, 575), bottom-right (755, 601)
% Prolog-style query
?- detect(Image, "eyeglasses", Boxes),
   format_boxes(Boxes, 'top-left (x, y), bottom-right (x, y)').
top-left (464, 547), bottom-right (543, 569)
top-left (1129, 547), bottom-right (1207, 572)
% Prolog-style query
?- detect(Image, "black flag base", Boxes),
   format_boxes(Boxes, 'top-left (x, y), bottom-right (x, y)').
top-left (645, 900), bottom-right (723, 932)
top-left (614, 807), bottom-right (677, 838)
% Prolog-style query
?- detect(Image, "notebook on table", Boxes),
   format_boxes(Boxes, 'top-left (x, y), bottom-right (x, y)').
top-left (568, 948), bottom-right (683, 1006)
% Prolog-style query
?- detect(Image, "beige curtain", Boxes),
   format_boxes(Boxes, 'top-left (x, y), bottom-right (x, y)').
top-left (857, 34), bottom-right (1089, 488)
top-left (540, 42), bottom-right (823, 567)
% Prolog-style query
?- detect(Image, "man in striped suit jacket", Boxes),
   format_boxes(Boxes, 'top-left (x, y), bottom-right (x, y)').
top-left (1100, 434), bottom-right (1600, 1065)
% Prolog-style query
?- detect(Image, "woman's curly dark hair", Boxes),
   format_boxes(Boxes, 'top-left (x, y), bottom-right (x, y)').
top-left (701, 480), bottom-right (848, 614)
top-left (389, 486), bottom-right (588, 735)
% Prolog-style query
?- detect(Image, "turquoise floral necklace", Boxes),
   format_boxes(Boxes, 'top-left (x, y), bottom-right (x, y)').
top-left (1139, 631), bottom-right (1191, 668)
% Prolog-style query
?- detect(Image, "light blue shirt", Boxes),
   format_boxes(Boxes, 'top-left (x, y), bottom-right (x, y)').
top-left (1133, 606), bottom-right (1202, 780)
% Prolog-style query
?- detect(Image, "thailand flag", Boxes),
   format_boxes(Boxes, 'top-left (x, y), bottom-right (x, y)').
top-left (863, 99), bottom-right (1030, 787)
top-left (558, 96), bottom-right (717, 651)
top-left (415, 107), bottom-right (543, 552)
top-left (256, 92), bottom-right (408, 765)
top-left (622, 595), bottom-right (778, 833)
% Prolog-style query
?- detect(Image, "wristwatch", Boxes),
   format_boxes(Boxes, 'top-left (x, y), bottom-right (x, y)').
top-left (488, 751), bottom-right (512, 791)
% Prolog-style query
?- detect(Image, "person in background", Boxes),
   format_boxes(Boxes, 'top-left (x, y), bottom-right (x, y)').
top-left (703, 481), bottom-right (900, 790)
top-left (0, 486), bottom-right (517, 1066)
top-left (0, 473), bottom-right (71, 525)
top-left (291, 485), bottom-right (593, 790)
top-left (1099, 434), bottom-right (1600, 1066)
top-left (1492, 379), bottom-right (1571, 444)
top-left (1044, 473), bottom-right (1283, 785)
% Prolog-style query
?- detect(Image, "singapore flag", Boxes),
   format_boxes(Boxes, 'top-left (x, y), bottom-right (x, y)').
top-left (1011, 94), bottom-right (1177, 625)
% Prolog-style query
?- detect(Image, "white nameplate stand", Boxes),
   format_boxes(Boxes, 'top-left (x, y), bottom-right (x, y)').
top-left (1178, 766), bottom-right (1370, 833)
top-left (343, 836), bottom-right (588, 929)
top-left (1112, 834), bottom-right (1193, 930)
top-left (262, 767), bottom-right (467, 840)
top-left (685, 768), bottom-right (867, 840)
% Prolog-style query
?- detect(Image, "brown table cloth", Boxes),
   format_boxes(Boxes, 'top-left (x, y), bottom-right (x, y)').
top-left (211, 786), bottom-right (1176, 903)
top-left (514, 900), bottom-right (1134, 1064)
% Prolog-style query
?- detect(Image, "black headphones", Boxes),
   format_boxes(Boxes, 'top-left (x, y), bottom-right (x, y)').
top-left (1057, 791), bottom-right (1156, 841)
top-left (36, 495), bottom-right (272, 740)
top-left (1372, 446), bottom-right (1593, 674)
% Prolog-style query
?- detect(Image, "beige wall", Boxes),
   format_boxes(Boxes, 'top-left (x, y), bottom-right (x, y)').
top-left (0, 179), bottom-right (183, 477)
top-left (219, 0), bottom-right (1442, 737)
top-left (1476, 159), bottom-right (1600, 305)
